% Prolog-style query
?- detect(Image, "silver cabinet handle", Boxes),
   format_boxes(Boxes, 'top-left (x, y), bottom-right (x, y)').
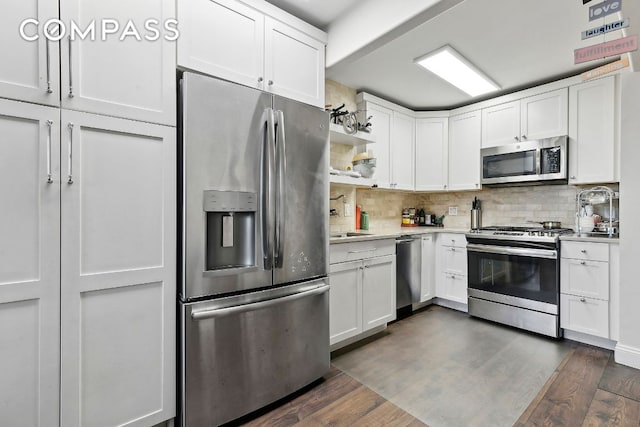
top-left (522, 135), bottom-right (527, 140)
top-left (348, 248), bottom-right (377, 254)
top-left (570, 176), bottom-right (577, 180)
top-left (258, 77), bottom-right (263, 83)
top-left (580, 297), bottom-right (586, 302)
top-left (274, 109), bottom-right (287, 269)
top-left (68, 36), bottom-right (74, 98)
top-left (450, 248), bottom-right (456, 252)
top-left (46, 39), bottom-right (53, 94)
top-left (67, 123), bottom-right (74, 184)
top-left (46, 120), bottom-right (54, 183)
top-left (268, 80), bottom-right (274, 86)
top-left (191, 284), bottom-right (329, 321)
top-left (580, 249), bottom-right (587, 253)
top-left (580, 261), bottom-right (586, 265)
top-left (514, 136), bottom-right (519, 141)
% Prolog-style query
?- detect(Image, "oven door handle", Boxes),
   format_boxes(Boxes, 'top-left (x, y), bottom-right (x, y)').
top-left (466, 243), bottom-right (557, 259)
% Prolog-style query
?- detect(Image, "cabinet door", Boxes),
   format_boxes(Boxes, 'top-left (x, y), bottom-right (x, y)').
top-left (60, 0), bottom-right (176, 125)
top-left (415, 117), bottom-right (448, 191)
top-left (0, 99), bottom-right (60, 426)
top-left (329, 261), bottom-right (363, 346)
top-left (362, 255), bottom-right (396, 329)
top-left (0, 0), bottom-right (60, 106)
top-left (440, 273), bottom-right (468, 304)
top-left (560, 294), bottom-right (609, 338)
top-left (60, 111), bottom-right (176, 427)
top-left (178, 0), bottom-right (264, 91)
top-left (264, 17), bottom-right (325, 107)
top-left (481, 100), bottom-right (520, 147)
top-left (520, 89), bottom-right (568, 141)
top-left (364, 103), bottom-right (392, 188)
top-left (448, 111), bottom-right (481, 190)
top-left (568, 76), bottom-right (616, 184)
top-left (441, 247), bottom-right (467, 276)
top-left (391, 111), bottom-right (415, 190)
top-left (420, 235), bottom-right (435, 302)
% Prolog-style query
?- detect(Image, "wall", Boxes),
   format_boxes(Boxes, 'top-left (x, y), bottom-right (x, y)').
top-left (349, 184), bottom-right (616, 232)
top-left (616, 71), bottom-right (640, 369)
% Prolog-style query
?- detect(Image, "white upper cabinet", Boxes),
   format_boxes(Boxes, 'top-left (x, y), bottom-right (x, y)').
top-left (520, 89), bottom-right (568, 141)
top-left (448, 110), bottom-right (481, 191)
top-left (363, 102), bottom-right (392, 188)
top-left (0, 0), bottom-right (60, 106)
top-left (264, 17), bottom-right (325, 107)
top-left (178, 0), bottom-right (327, 107)
top-left (568, 76), bottom-right (617, 184)
top-left (481, 88), bottom-right (568, 147)
top-left (391, 111), bottom-right (415, 190)
top-left (0, 98), bottom-right (60, 427)
top-left (481, 100), bottom-right (520, 147)
top-left (60, 0), bottom-right (177, 125)
top-left (415, 116), bottom-right (448, 191)
top-left (177, 0), bottom-right (264, 89)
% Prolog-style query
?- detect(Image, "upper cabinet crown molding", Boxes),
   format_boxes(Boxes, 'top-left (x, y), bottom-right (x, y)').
top-left (177, 0), bottom-right (327, 107)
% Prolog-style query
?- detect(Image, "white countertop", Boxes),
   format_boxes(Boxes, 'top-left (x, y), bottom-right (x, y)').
top-left (560, 234), bottom-right (620, 244)
top-left (329, 227), bottom-right (469, 244)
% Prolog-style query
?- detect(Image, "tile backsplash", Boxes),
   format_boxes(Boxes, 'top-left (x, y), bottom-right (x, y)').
top-left (331, 184), bottom-right (619, 233)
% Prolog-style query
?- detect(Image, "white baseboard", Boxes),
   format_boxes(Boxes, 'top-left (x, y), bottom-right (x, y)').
top-left (615, 343), bottom-right (640, 369)
top-left (330, 324), bottom-right (387, 352)
top-left (433, 297), bottom-right (468, 313)
top-left (563, 330), bottom-right (617, 350)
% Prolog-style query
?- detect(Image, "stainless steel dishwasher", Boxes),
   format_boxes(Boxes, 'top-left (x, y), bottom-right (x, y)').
top-left (396, 235), bottom-right (422, 309)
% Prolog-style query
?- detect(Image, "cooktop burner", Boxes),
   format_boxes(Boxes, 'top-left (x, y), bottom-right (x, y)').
top-left (468, 225), bottom-right (574, 242)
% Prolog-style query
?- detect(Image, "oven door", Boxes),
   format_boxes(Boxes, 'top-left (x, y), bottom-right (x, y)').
top-left (467, 243), bottom-right (559, 310)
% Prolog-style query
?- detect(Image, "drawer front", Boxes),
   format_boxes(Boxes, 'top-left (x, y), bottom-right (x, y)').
top-left (560, 294), bottom-right (609, 338)
top-left (561, 259), bottom-right (609, 300)
top-left (561, 241), bottom-right (609, 262)
top-left (440, 273), bottom-right (468, 304)
top-left (330, 239), bottom-right (396, 264)
top-left (439, 233), bottom-right (467, 248)
top-left (442, 247), bottom-right (468, 275)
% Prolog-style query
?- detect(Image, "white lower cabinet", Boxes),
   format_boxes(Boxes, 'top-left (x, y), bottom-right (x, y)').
top-left (560, 241), bottom-right (614, 340)
top-left (435, 233), bottom-right (468, 309)
top-left (0, 97), bottom-right (176, 427)
top-left (329, 240), bottom-right (396, 348)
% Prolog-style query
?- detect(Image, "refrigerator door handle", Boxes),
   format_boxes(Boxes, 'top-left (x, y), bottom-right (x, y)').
top-left (190, 284), bottom-right (329, 320)
top-left (275, 110), bottom-right (287, 269)
top-left (262, 108), bottom-right (276, 269)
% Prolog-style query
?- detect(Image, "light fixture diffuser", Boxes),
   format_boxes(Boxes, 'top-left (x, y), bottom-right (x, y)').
top-left (414, 45), bottom-right (500, 97)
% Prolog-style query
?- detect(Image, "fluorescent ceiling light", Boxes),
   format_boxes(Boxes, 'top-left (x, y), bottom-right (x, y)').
top-left (414, 45), bottom-right (500, 97)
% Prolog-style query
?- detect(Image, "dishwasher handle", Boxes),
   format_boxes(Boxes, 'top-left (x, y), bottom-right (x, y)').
top-left (191, 284), bottom-right (329, 321)
top-left (396, 238), bottom-right (418, 244)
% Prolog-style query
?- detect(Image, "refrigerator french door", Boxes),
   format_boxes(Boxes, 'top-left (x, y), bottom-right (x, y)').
top-left (179, 72), bottom-right (330, 427)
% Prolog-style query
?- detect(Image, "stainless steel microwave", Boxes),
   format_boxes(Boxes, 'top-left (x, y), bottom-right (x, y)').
top-left (481, 136), bottom-right (568, 186)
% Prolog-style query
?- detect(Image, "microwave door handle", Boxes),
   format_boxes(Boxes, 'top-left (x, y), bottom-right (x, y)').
top-left (536, 148), bottom-right (541, 176)
top-left (261, 108), bottom-right (276, 269)
top-left (274, 110), bottom-right (286, 269)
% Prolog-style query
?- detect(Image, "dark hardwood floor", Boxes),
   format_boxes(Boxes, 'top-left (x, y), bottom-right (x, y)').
top-left (235, 344), bottom-right (640, 427)
top-left (517, 345), bottom-right (640, 426)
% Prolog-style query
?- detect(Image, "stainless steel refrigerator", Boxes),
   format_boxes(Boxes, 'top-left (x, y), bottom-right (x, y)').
top-left (178, 72), bottom-right (330, 427)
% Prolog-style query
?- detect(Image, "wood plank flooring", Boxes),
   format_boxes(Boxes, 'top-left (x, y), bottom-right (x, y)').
top-left (518, 346), bottom-right (640, 426)
top-left (232, 307), bottom-right (640, 427)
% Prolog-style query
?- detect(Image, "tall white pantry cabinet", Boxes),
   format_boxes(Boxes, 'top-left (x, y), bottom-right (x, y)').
top-left (0, 0), bottom-right (177, 426)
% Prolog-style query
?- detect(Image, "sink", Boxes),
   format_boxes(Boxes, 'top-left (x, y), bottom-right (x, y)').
top-left (330, 232), bottom-right (373, 238)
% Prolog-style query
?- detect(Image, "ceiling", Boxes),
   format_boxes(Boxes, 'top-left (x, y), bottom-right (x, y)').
top-left (265, 0), bottom-right (635, 110)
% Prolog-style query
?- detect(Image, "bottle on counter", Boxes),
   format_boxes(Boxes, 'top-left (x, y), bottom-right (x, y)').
top-left (418, 208), bottom-right (426, 225)
top-left (361, 211), bottom-right (369, 230)
top-left (355, 205), bottom-right (362, 229)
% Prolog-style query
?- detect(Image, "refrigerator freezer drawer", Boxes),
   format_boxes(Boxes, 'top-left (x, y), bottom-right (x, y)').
top-left (180, 280), bottom-right (330, 426)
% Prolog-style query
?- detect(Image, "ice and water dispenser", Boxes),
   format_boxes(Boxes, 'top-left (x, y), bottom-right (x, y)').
top-left (203, 190), bottom-right (256, 272)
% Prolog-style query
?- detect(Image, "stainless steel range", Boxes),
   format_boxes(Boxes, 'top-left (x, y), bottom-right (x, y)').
top-left (465, 226), bottom-right (573, 338)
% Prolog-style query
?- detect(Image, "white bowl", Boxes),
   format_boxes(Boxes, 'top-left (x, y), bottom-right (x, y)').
top-left (353, 158), bottom-right (376, 178)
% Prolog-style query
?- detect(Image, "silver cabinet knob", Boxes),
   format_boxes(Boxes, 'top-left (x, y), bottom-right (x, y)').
top-left (514, 136), bottom-right (519, 141)
top-left (570, 176), bottom-right (577, 180)
top-left (258, 77), bottom-right (263, 83)
top-left (580, 297), bottom-right (586, 302)
top-left (580, 249), bottom-right (587, 253)
top-left (521, 135), bottom-right (527, 139)
top-left (580, 261), bottom-right (586, 265)
top-left (268, 80), bottom-right (274, 86)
